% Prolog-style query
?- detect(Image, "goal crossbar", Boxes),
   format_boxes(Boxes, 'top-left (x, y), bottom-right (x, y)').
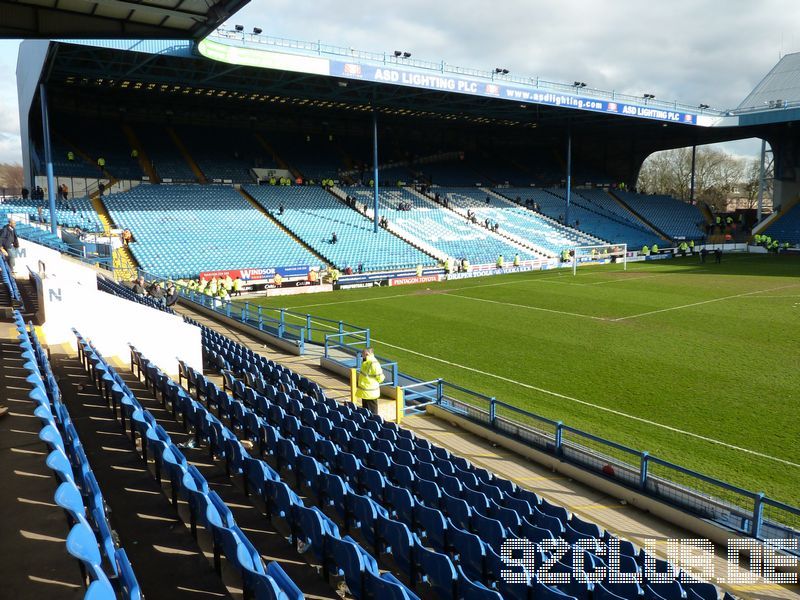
top-left (570, 243), bottom-right (627, 275)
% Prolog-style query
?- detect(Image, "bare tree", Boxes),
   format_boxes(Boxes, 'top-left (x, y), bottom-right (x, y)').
top-left (0, 163), bottom-right (24, 195)
top-left (637, 146), bottom-right (753, 211)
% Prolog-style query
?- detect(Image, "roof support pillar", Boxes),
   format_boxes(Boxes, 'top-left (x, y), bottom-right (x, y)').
top-left (39, 83), bottom-right (58, 235)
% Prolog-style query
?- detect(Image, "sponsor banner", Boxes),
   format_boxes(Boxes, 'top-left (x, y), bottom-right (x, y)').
top-left (199, 265), bottom-right (310, 281)
top-left (198, 38), bottom-right (330, 75)
top-left (329, 61), bottom-right (699, 125)
top-left (338, 268), bottom-right (445, 286)
top-left (338, 282), bottom-right (378, 290)
top-left (388, 274), bottom-right (442, 286)
top-left (445, 261), bottom-right (558, 280)
top-left (645, 253), bottom-right (673, 261)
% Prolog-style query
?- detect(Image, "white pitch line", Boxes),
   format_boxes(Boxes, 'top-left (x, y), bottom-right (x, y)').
top-left (369, 336), bottom-right (800, 469)
top-left (612, 283), bottom-right (800, 321)
top-left (443, 292), bottom-right (608, 321)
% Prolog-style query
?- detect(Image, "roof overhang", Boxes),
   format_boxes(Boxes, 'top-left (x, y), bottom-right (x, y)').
top-left (0, 0), bottom-right (249, 39)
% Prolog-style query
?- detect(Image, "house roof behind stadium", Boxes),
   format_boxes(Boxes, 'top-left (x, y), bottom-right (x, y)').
top-left (0, 0), bottom-right (249, 39)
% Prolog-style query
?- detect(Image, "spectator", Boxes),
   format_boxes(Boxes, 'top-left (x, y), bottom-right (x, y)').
top-left (232, 277), bottom-right (242, 296)
top-left (0, 217), bottom-right (20, 273)
top-left (165, 284), bottom-right (179, 307)
top-left (278, 204), bottom-right (285, 215)
top-left (273, 272), bottom-right (283, 287)
top-left (149, 282), bottom-right (166, 306)
top-left (355, 347), bottom-right (385, 414)
top-left (331, 232), bottom-right (338, 244)
top-left (131, 276), bottom-right (146, 296)
top-left (344, 265), bottom-right (353, 275)
top-left (122, 229), bottom-right (133, 246)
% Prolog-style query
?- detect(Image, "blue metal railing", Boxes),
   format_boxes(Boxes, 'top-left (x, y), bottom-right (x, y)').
top-left (323, 330), bottom-right (399, 387)
top-left (402, 378), bottom-right (800, 551)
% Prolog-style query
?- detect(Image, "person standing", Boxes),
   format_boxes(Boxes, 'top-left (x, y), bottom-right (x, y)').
top-left (0, 217), bottom-right (20, 274)
top-left (355, 347), bottom-right (385, 414)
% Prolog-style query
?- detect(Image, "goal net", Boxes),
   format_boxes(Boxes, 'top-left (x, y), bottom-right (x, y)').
top-left (568, 244), bottom-right (627, 275)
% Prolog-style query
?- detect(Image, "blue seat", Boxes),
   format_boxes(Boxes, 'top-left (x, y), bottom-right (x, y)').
top-left (520, 516), bottom-right (555, 544)
top-left (316, 439), bottom-right (339, 470)
top-left (456, 564), bottom-right (503, 599)
top-left (54, 480), bottom-right (86, 525)
top-left (360, 466), bottom-right (386, 502)
top-left (266, 562), bottom-right (304, 600)
top-left (532, 581), bottom-right (579, 599)
top-left (646, 581), bottom-right (686, 600)
top-left (462, 485), bottom-right (490, 516)
top-left (385, 482), bottom-right (415, 524)
top-left (389, 461), bottom-right (415, 488)
top-left (267, 480), bottom-right (303, 523)
top-left (415, 477), bottom-right (442, 508)
top-left (66, 515), bottom-right (107, 584)
top-left (414, 544), bottom-right (458, 600)
top-left (447, 523), bottom-right (485, 582)
top-left (441, 490), bottom-right (471, 531)
top-left (347, 492), bottom-right (387, 553)
top-left (376, 513), bottom-right (417, 583)
top-left (276, 438), bottom-right (300, 475)
top-left (540, 498), bottom-right (570, 523)
top-left (415, 460), bottom-right (438, 481)
top-left (364, 569), bottom-right (420, 600)
top-left (501, 492), bottom-right (534, 520)
top-left (413, 503), bottom-right (447, 552)
top-left (682, 581), bottom-right (718, 600)
top-left (489, 498), bottom-right (522, 532)
top-left (471, 511), bottom-right (506, 550)
top-left (367, 449), bottom-right (392, 471)
top-left (320, 472), bottom-right (351, 521)
top-left (297, 453), bottom-right (327, 494)
top-left (338, 451), bottom-right (363, 486)
top-left (294, 504), bottom-right (340, 566)
top-left (533, 507), bottom-right (565, 535)
top-left (327, 534), bottom-right (379, 599)
top-left (115, 548), bottom-right (142, 600)
top-left (438, 472), bottom-right (462, 496)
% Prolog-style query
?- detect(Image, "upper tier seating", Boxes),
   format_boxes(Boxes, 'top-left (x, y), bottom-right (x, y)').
top-left (136, 126), bottom-right (197, 182)
top-left (347, 186), bottom-right (538, 264)
top-left (268, 133), bottom-right (344, 181)
top-left (245, 185), bottom-right (434, 271)
top-left (440, 187), bottom-right (599, 256)
top-left (53, 118), bottom-right (143, 180)
top-left (763, 202), bottom-right (800, 245)
top-left (503, 187), bottom-right (661, 250)
top-left (176, 127), bottom-right (275, 183)
top-left (615, 191), bottom-right (706, 241)
top-left (103, 184), bottom-right (320, 278)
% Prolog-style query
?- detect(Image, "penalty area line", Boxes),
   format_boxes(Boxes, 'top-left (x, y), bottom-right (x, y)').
top-left (370, 336), bottom-right (800, 469)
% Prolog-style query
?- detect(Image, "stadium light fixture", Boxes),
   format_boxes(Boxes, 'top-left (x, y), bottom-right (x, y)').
top-left (573, 81), bottom-right (586, 88)
top-left (403, 52), bottom-right (412, 58)
top-left (253, 27), bottom-right (262, 35)
top-left (698, 103), bottom-right (709, 109)
top-left (394, 50), bottom-right (402, 57)
top-left (643, 93), bottom-right (655, 100)
top-left (234, 24), bottom-right (244, 32)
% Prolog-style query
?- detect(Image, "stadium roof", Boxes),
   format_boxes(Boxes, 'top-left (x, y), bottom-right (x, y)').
top-left (0, 0), bottom-right (248, 39)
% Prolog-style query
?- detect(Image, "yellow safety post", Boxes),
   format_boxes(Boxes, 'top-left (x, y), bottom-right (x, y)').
top-left (395, 387), bottom-right (404, 424)
top-left (349, 368), bottom-right (359, 405)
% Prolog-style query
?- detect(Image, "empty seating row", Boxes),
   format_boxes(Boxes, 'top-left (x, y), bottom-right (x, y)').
top-left (16, 312), bottom-right (141, 600)
top-left (245, 185), bottom-right (434, 271)
top-left (0, 197), bottom-right (104, 232)
top-left (614, 191), bottom-right (706, 241)
top-left (439, 188), bottom-right (599, 256)
top-left (96, 276), bottom-right (176, 315)
top-left (500, 188), bottom-right (661, 250)
top-left (14, 222), bottom-right (71, 253)
top-left (102, 184), bottom-right (320, 278)
top-left (190, 320), bottom-right (725, 600)
top-left (73, 331), bottom-right (305, 600)
top-left (762, 202), bottom-right (800, 245)
top-left (128, 344), bottom-right (421, 599)
top-left (346, 186), bottom-right (538, 265)
top-left (1, 252), bottom-right (22, 304)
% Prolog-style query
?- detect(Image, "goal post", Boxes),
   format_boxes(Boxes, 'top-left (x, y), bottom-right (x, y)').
top-left (570, 243), bottom-right (627, 275)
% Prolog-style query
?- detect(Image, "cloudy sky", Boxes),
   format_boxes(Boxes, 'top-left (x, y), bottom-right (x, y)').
top-left (1, 0), bottom-right (799, 164)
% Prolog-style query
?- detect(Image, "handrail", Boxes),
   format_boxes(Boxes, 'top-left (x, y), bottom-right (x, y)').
top-left (404, 376), bottom-right (800, 546)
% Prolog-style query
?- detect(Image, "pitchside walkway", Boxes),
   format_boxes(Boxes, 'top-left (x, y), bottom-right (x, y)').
top-left (174, 302), bottom-right (800, 600)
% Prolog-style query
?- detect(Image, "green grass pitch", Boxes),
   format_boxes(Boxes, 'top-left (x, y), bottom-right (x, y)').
top-left (252, 254), bottom-right (800, 510)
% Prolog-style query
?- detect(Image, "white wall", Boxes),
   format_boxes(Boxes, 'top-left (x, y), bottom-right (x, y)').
top-left (15, 237), bottom-right (202, 378)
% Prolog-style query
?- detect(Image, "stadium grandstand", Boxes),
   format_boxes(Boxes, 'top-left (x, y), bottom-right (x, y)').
top-left (2, 9), bottom-right (800, 600)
